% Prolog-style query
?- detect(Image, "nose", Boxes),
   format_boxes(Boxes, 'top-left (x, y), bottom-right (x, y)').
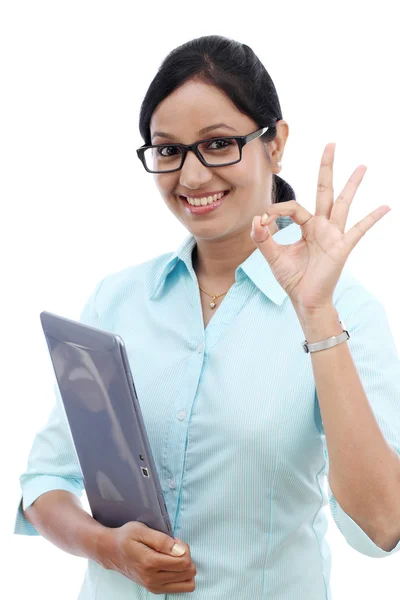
top-left (179, 149), bottom-right (213, 189)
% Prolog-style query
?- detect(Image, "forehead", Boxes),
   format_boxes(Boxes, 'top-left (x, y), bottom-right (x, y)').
top-left (150, 79), bottom-right (254, 139)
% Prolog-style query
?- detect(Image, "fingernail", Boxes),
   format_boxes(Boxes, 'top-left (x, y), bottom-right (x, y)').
top-left (172, 543), bottom-right (186, 556)
top-left (260, 212), bottom-right (269, 226)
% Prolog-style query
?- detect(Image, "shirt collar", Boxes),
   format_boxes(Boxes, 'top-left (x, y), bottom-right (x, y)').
top-left (149, 215), bottom-right (302, 306)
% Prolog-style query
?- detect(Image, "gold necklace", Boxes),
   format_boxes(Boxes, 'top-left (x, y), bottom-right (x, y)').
top-left (198, 285), bottom-right (229, 309)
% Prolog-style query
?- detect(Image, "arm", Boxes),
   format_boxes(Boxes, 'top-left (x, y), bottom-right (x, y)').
top-left (295, 302), bottom-right (400, 552)
top-left (24, 490), bottom-right (108, 561)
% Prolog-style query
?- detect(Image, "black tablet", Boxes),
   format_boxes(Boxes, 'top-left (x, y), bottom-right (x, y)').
top-left (39, 310), bottom-right (173, 536)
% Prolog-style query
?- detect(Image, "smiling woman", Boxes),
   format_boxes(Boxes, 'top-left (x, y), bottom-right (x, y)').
top-left (14, 34), bottom-right (400, 600)
top-left (136, 36), bottom-right (296, 300)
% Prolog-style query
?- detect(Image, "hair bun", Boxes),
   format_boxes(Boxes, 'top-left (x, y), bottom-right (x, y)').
top-left (274, 174), bottom-right (296, 204)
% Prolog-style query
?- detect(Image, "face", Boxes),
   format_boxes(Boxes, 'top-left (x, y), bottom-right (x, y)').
top-left (149, 78), bottom-right (288, 242)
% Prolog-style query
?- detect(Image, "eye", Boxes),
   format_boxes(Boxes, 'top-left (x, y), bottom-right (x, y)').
top-left (157, 145), bottom-right (182, 157)
top-left (207, 139), bottom-right (232, 150)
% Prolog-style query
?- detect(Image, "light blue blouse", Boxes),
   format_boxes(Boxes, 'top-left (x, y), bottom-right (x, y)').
top-left (14, 216), bottom-right (400, 599)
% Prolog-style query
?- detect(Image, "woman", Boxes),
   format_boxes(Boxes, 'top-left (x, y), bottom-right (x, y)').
top-left (14, 35), bottom-right (400, 599)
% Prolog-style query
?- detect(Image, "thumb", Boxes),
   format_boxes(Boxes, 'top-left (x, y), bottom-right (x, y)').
top-left (250, 215), bottom-right (279, 260)
top-left (169, 537), bottom-right (188, 556)
top-left (251, 215), bottom-right (270, 243)
top-left (134, 522), bottom-right (187, 556)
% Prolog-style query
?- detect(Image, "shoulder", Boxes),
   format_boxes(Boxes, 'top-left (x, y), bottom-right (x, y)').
top-left (94, 250), bottom-right (175, 310)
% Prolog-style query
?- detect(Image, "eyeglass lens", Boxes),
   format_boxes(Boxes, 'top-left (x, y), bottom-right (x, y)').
top-left (143, 138), bottom-right (240, 172)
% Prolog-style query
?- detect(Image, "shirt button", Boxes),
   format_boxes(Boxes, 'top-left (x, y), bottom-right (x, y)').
top-left (169, 479), bottom-right (176, 489)
top-left (197, 342), bottom-right (204, 354)
top-left (177, 409), bottom-right (186, 421)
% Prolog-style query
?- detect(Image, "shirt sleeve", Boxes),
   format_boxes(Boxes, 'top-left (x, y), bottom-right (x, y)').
top-left (13, 278), bottom-right (106, 536)
top-left (321, 280), bottom-right (400, 558)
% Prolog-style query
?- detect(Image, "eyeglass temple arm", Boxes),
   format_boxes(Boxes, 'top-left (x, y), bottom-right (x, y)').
top-left (244, 126), bottom-right (271, 145)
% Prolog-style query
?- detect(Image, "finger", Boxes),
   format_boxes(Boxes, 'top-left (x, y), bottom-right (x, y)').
top-left (315, 143), bottom-right (335, 218)
top-left (157, 577), bottom-right (196, 594)
top-left (260, 200), bottom-right (313, 227)
top-left (330, 165), bottom-right (368, 232)
top-left (343, 205), bottom-right (391, 252)
top-left (155, 566), bottom-right (195, 584)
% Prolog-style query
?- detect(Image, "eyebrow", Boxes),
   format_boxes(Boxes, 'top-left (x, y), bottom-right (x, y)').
top-left (151, 123), bottom-right (238, 142)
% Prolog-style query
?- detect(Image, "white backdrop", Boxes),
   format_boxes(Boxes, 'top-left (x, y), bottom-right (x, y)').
top-left (2, 1), bottom-right (399, 598)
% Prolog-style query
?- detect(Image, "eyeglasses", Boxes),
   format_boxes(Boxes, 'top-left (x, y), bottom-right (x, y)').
top-left (136, 123), bottom-right (277, 174)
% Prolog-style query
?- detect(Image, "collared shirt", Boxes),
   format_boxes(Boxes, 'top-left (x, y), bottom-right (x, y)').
top-left (14, 215), bottom-right (400, 599)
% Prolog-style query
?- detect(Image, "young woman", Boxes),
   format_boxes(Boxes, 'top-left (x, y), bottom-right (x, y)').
top-left (14, 35), bottom-right (400, 600)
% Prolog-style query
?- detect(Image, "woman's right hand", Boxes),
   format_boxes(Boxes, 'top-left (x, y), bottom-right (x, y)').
top-left (95, 521), bottom-right (197, 594)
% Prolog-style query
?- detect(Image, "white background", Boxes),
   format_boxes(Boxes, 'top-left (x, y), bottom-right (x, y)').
top-left (2, 1), bottom-right (399, 598)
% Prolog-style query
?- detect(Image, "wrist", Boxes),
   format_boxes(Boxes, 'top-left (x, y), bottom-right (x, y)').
top-left (294, 305), bottom-right (342, 343)
top-left (81, 520), bottom-right (112, 567)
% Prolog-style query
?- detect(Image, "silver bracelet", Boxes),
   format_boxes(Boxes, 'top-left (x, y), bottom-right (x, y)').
top-left (302, 320), bottom-right (350, 353)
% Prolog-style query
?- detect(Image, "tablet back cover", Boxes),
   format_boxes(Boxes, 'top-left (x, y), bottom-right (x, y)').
top-left (39, 310), bottom-right (172, 536)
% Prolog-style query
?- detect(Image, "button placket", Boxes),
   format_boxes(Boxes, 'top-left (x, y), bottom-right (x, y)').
top-left (162, 348), bottom-right (205, 522)
top-left (177, 409), bottom-right (186, 421)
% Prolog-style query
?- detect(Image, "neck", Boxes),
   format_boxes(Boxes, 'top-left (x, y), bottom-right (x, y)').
top-left (192, 221), bottom-right (279, 286)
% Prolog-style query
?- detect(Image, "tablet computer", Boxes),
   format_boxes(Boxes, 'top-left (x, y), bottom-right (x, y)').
top-left (39, 310), bottom-right (173, 537)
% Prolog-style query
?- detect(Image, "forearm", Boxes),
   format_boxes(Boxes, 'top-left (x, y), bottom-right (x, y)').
top-left (295, 304), bottom-right (400, 549)
top-left (24, 490), bottom-right (108, 563)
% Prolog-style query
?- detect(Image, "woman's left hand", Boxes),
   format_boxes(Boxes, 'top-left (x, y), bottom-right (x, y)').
top-left (250, 143), bottom-right (391, 312)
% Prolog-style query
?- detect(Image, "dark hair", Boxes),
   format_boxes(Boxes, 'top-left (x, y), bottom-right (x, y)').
top-left (138, 35), bottom-right (295, 204)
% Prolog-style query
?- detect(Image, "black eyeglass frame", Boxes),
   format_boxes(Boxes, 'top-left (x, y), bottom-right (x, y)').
top-left (136, 123), bottom-right (278, 174)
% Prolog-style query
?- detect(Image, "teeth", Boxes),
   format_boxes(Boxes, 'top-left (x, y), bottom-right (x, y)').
top-left (186, 191), bottom-right (226, 206)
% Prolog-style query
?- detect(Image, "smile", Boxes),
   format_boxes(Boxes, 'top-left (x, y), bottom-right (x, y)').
top-left (180, 190), bottom-right (230, 215)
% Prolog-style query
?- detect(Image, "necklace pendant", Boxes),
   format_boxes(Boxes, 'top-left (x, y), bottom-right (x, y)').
top-left (209, 302), bottom-right (216, 309)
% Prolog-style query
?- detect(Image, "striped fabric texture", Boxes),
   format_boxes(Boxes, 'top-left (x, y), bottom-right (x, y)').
top-left (14, 215), bottom-right (400, 599)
